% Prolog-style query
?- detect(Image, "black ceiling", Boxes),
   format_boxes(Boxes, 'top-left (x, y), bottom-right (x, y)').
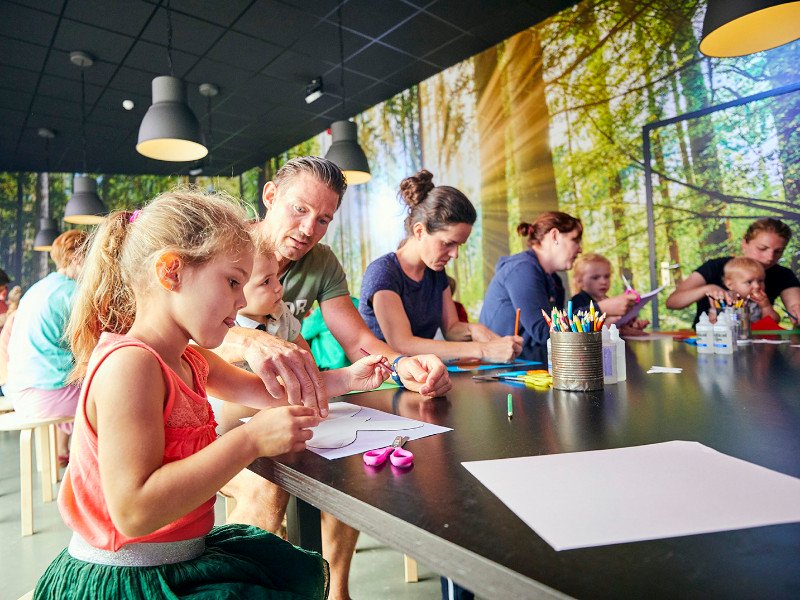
top-left (0, 0), bottom-right (575, 176)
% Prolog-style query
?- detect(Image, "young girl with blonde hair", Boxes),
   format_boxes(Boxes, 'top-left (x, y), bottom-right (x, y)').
top-left (35, 189), bottom-right (384, 598)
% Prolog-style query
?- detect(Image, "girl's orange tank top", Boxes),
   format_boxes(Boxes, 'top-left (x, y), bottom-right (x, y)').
top-left (58, 332), bottom-right (217, 551)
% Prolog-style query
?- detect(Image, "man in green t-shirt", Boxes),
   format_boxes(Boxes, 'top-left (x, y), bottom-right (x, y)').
top-left (219, 156), bottom-right (451, 600)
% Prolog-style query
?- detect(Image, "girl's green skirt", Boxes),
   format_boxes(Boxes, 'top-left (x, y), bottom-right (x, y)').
top-left (34, 524), bottom-right (329, 599)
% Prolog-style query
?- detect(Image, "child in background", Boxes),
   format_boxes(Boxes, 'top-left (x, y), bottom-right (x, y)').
top-left (707, 257), bottom-right (778, 324)
top-left (570, 253), bottom-right (649, 335)
top-left (0, 285), bottom-right (22, 391)
top-left (35, 190), bottom-right (384, 599)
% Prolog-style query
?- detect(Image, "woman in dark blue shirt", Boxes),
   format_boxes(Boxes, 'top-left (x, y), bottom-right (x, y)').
top-left (360, 170), bottom-right (521, 364)
top-left (480, 212), bottom-right (583, 362)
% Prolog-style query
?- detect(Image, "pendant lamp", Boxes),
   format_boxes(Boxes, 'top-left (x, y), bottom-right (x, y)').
top-left (136, 0), bottom-right (207, 162)
top-left (699, 0), bottom-right (800, 57)
top-left (324, 6), bottom-right (371, 185)
top-left (33, 218), bottom-right (60, 251)
top-left (65, 175), bottom-right (107, 224)
top-left (64, 51), bottom-right (107, 225)
top-left (33, 128), bottom-right (61, 250)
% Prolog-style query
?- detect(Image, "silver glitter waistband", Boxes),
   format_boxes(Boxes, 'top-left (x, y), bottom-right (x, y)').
top-left (68, 532), bottom-right (205, 567)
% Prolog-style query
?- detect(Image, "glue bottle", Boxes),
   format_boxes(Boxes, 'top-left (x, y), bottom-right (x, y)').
top-left (601, 325), bottom-right (617, 384)
top-left (609, 323), bottom-right (626, 381)
top-left (695, 312), bottom-right (714, 354)
top-left (713, 312), bottom-right (735, 354)
top-left (546, 335), bottom-right (552, 374)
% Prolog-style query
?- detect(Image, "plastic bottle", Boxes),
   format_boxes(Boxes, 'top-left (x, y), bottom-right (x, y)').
top-left (713, 312), bottom-right (735, 354)
top-left (546, 336), bottom-right (552, 374)
top-left (609, 324), bottom-right (626, 381)
top-left (695, 312), bottom-right (714, 354)
top-left (601, 325), bottom-right (617, 384)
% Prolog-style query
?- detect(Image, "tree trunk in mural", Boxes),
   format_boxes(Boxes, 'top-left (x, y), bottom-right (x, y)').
top-left (36, 172), bottom-right (49, 278)
top-left (673, 26), bottom-right (729, 254)
top-left (505, 28), bottom-right (559, 221)
top-left (475, 44), bottom-right (510, 286)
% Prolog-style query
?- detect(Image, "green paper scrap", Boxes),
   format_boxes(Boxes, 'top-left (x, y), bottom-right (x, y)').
top-left (345, 380), bottom-right (403, 395)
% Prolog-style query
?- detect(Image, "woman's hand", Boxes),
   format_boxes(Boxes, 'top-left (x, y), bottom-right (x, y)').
top-left (244, 405), bottom-right (320, 457)
top-left (346, 355), bottom-right (391, 391)
top-left (480, 336), bottom-right (522, 363)
top-left (704, 285), bottom-right (735, 306)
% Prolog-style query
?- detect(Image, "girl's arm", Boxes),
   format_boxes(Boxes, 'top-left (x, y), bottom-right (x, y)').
top-left (92, 347), bottom-right (319, 538)
top-left (372, 289), bottom-right (520, 363)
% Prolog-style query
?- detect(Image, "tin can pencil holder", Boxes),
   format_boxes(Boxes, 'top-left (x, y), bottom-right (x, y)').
top-left (550, 331), bottom-right (604, 391)
top-left (725, 305), bottom-right (751, 341)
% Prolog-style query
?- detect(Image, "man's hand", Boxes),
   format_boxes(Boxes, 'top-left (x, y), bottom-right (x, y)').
top-left (396, 354), bottom-right (452, 399)
top-left (242, 333), bottom-right (329, 417)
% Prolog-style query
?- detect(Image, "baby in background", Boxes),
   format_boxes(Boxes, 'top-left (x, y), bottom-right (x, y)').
top-left (707, 257), bottom-right (778, 323)
top-left (570, 253), bottom-right (649, 336)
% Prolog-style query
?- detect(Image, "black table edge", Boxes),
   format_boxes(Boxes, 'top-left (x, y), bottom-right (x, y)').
top-left (249, 457), bottom-right (574, 600)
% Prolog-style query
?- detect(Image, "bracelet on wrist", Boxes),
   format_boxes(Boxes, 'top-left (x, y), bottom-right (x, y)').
top-left (391, 355), bottom-right (408, 387)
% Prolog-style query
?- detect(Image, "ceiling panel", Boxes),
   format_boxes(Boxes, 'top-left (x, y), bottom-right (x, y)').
top-left (0, 0), bottom-right (576, 176)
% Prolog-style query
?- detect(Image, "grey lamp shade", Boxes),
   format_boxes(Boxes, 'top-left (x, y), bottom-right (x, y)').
top-left (33, 217), bottom-right (60, 251)
top-left (325, 120), bottom-right (371, 185)
top-left (136, 76), bottom-right (208, 162)
top-left (64, 175), bottom-right (107, 225)
top-left (699, 0), bottom-right (800, 57)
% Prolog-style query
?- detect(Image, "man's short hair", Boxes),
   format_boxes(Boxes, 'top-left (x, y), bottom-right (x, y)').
top-left (273, 156), bottom-right (347, 208)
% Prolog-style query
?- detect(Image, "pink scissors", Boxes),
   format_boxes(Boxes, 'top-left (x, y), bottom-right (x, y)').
top-left (622, 274), bottom-right (640, 302)
top-left (363, 435), bottom-right (414, 468)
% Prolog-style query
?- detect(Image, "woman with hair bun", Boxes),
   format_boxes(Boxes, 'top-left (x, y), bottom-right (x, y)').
top-left (359, 169), bottom-right (521, 364)
top-left (480, 211), bottom-right (583, 362)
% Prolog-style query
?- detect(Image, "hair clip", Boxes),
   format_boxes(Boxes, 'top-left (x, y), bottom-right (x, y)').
top-left (129, 209), bottom-right (142, 223)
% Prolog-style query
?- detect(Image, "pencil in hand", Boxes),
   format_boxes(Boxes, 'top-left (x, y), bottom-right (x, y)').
top-left (514, 308), bottom-right (521, 337)
top-left (359, 347), bottom-right (393, 377)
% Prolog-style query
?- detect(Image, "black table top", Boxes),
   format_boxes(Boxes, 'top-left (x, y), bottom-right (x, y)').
top-left (250, 338), bottom-right (800, 599)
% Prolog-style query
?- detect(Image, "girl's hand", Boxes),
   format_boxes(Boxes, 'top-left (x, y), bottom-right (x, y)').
top-left (468, 323), bottom-right (500, 342)
top-left (244, 405), bottom-right (319, 457)
top-left (480, 336), bottom-right (522, 363)
top-left (600, 293), bottom-right (636, 316)
top-left (347, 355), bottom-right (391, 391)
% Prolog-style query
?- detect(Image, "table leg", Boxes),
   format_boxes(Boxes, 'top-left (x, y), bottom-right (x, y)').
top-left (286, 495), bottom-right (321, 552)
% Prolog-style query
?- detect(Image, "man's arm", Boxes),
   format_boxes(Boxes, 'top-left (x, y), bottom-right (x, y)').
top-left (211, 326), bottom-right (327, 416)
top-left (320, 294), bottom-right (452, 398)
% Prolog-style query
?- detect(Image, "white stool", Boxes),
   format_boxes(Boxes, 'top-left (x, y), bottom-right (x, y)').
top-left (0, 412), bottom-right (74, 535)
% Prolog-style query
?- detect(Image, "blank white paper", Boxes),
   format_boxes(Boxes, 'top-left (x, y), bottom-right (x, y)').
top-left (462, 441), bottom-right (800, 551)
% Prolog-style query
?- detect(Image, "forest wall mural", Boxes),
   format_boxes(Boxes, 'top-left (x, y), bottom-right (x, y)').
top-left (272, 0), bottom-right (800, 329)
top-left (2, 0), bottom-right (798, 330)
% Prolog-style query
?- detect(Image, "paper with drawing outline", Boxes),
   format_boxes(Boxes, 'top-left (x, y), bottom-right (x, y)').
top-left (306, 403), bottom-right (423, 449)
top-left (463, 441), bottom-right (800, 551)
top-left (310, 402), bottom-right (451, 460)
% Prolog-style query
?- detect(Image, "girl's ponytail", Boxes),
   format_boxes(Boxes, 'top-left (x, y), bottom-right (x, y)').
top-left (67, 211), bottom-right (136, 383)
